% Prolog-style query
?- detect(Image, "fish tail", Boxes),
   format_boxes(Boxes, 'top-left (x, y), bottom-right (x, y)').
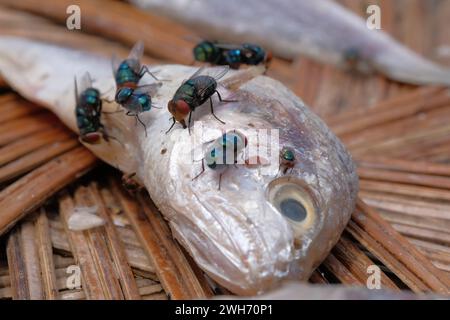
top-left (373, 45), bottom-right (450, 86)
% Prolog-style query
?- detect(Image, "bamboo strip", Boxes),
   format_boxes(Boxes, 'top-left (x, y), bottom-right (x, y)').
top-left (0, 6), bottom-right (162, 65)
top-left (353, 199), bottom-right (450, 292)
top-left (6, 226), bottom-right (30, 299)
top-left (59, 193), bottom-right (105, 299)
top-left (6, 218), bottom-right (44, 299)
top-left (0, 114), bottom-right (58, 146)
top-left (0, 96), bottom-right (42, 125)
top-left (391, 223), bottom-right (450, 247)
top-left (360, 191), bottom-right (450, 221)
top-left (333, 235), bottom-right (400, 290)
top-left (0, 138), bottom-right (79, 183)
top-left (0, 127), bottom-right (73, 166)
top-left (357, 157), bottom-right (450, 176)
top-left (0, 147), bottom-right (97, 236)
top-left (110, 178), bottom-right (213, 299)
top-left (72, 186), bottom-right (124, 300)
top-left (91, 183), bottom-right (141, 299)
top-left (49, 216), bottom-right (156, 274)
top-left (329, 87), bottom-right (448, 135)
top-left (322, 253), bottom-right (362, 286)
top-left (35, 209), bottom-right (58, 299)
top-left (0, 0), bottom-right (195, 63)
top-left (360, 179), bottom-right (450, 202)
top-left (357, 167), bottom-right (450, 190)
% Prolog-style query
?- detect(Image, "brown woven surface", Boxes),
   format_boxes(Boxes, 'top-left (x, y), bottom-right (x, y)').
top-left (0, 0), bottom-right (449, 299)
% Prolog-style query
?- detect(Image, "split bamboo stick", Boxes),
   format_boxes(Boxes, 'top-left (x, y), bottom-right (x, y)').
top-left (110, 177), bottom-right (213, 299)
top-left (0, 147), bottom-right (97, 236)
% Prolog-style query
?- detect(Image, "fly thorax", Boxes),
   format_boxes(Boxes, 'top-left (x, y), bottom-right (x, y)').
top-left (116, 87), bottom-right (133, 104)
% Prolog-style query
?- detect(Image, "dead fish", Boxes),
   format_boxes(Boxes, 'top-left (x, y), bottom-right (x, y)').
top-left (131, 0), bottom-right (450, 86)
top-left (0, 36), bottom-right (358, 295)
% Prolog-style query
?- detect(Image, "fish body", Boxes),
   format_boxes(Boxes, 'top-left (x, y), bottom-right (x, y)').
top-left (133, 0), bottom-right (450, 86)
top-left (0, 37), bottom-right (358, 295)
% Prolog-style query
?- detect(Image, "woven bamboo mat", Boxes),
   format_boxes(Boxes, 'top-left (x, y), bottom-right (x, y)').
top-left (0, 0), bottom-right (449, 299)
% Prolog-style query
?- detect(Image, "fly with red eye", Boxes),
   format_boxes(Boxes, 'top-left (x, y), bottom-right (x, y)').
top-left (166, 66), bottom-right (237, 134)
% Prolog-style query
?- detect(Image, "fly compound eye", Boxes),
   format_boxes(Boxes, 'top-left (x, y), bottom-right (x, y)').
top-left (266, 177), bottom-right (317, 238)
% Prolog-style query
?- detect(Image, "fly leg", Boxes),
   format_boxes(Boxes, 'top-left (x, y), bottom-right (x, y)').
top-left (209, 97), bottom-right (225, 125)
top-left (100, 125), bottom-right (125, 147)
top-left (192, 158), bottom-right (205, 180)
top-left (135, 115), bottom-right (148, 137)
top-left (126, 111), bottom-right (148, 137)
top-left (188, 111), bottom-right (193, 135)
top-left (215, 90), bottom-right (238, 103)
top-left (139, 65), bottom-right (159, 81)
top-left (165, 117), bottom-right (176, 134)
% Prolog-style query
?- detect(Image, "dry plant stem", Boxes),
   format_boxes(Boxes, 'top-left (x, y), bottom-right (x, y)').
top-left (6, 217), bottom-right (44, 299)
top-left (0, 128), bottom-right (73, 166)
top-left (308, 270), bottom-right (329, 284)
top-left (35, 208), bottom-right (58, 299)
top-left (0, 0), bottom-right (195, 63)
top-left (110, 178), bottom-right (212, 299)
top-left (357, 158), bottom-right (450, 176)
top-left (322, 253), bottom-right (361, 286)
top-left (0, 95), bottom-right (42, 125)
top-left (357, 167), bottom-right (450, 190)
top-left (73, 186), bottom-right (125, 300)
top-left (0, 114), bottom-right (58, 146)
top-left (353, 199), bottom-right (450, 293)
top-left (333, 235), bottom-right (400, 291)
top-left (0, 146), bottom-right (97, 236)
top-left (6, 228), bottom-right (29, 299)
top-left (49, 218), bottom-right (156, 274)
top-left (59, 193), bottom-right (107, 300)
top-left (0, 6), bottom-right (162, 65)
top-left (360, 180), bottom-right (450, 202)
top-left (90, 183), bottom-right (141, 299)
top-left (0, 138), bottom-right (79, 183)
top-left (328, 86), bottom-right (447, 135)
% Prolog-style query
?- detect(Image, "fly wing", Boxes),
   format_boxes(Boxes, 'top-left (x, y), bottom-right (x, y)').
top-left (127, 41), bottom-right (145, 73)
top-left (128, 40), bottom-right (145, 61)
top-left (133, 83), bottom-right (162, 97)
top-left (77, 72), bottom-right (93, 93)
top-left (111, 53), bottom-right (121, 79)
top-left (189, 66), bottom-right (229, 81)
top-left (74, 76), bottom-right (79, 105)
top-left (214, 43), bottom-right (241, 51)
top-left (121, 94), bottom-right (144, 114)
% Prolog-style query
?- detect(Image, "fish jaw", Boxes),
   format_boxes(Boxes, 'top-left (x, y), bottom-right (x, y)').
top-left (0, 37), bottom-right (358, 295)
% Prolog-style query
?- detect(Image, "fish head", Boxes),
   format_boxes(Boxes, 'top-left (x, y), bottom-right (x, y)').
top-left (149, 66), bottom-right (359, 296)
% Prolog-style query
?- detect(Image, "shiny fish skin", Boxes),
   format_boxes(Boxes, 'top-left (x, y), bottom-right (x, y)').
top-left (0, 37), bottom-right (358, 295)
top-left (132, 0), bottom-right (450, 86)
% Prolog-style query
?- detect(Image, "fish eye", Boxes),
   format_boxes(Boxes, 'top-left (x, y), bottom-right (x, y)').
top-left (279, 198), bottom-right (307, 222)
top-left (266, 177), bottom-right (318, 237)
